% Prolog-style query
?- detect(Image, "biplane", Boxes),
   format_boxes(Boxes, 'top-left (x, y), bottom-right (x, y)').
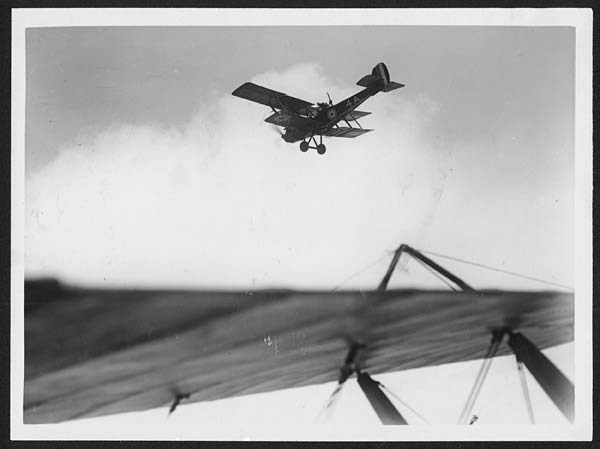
top-left (232, 62), bottom-right (404, 154)
top-left (23, 244), bottom-right (574, 426)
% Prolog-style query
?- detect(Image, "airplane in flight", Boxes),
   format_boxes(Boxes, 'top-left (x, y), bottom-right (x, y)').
top-left (232, 62), bottom-right (404, 154)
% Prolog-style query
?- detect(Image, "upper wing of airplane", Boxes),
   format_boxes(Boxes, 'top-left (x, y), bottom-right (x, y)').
top-left (23, 281), bottom-right (573, 424)
top-left (232, 82), bottom-right (314, 116)
top-left (323, 127), bottom-right (373, 138)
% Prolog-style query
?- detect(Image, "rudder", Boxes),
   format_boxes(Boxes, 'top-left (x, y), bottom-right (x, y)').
top-left (356, 62), bottom-right (404, 92)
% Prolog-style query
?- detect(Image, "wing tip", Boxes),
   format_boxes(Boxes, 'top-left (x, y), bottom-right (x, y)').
top-left (232, 81), bottom-right (253, 96)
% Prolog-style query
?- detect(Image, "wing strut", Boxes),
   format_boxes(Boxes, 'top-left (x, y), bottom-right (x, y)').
top-left (456, 328), bottom-right (574, 424)
top-left (314, 342), bottom-right (365, 423)
top-left (377, 243), bottom-right (573, 424)
top-left (457, 330), bottom-right (504, 424)
top-left (378, 244), bottom-right (474, 292)
top-left (507, 331), bottom-right (574, 423)
top-left (356, 371), bottom-right (408, 425)
top-left (316, 342), bottom-right (430, 425)
top-left (167, 391), bottom-right (191, 417)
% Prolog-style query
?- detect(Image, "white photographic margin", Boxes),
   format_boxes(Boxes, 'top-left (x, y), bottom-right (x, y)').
top-left (10, 7), bottom-right (593, 441)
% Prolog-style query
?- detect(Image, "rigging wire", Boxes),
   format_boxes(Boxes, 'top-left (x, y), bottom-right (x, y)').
top-left (417, 249), bottom-right (574, 291)
top-left (379, 383), bottom-right (430, 424)
top-left (457, 334), bottom-right (503, 424)
top-left (328, 251), bottom-right (392, 293)
top-left (516, 359), bottom-right (535, 424)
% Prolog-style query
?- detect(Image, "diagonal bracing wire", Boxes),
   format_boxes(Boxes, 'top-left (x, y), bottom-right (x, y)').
top-left (329, 251), bottom-right (392, 293)
top-left (379, 383), bottom-right (430, 424)
top-left (517, 359), bottom-right (535, 424)
top-left (417, 249), bottom-right (574, 291)
top-left (457, 334), bottom-right (503, 424)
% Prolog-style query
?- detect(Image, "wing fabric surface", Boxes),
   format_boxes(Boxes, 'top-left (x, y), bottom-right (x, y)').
top-left (23, 284), bottom-right (573, 424)
top-left (232, 82), bottom-right (314, 115)
top-left (323, 127), bottom-right (373, 138)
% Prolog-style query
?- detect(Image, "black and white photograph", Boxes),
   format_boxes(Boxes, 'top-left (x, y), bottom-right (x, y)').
top-left (10, 8), bottom-right (592, 441)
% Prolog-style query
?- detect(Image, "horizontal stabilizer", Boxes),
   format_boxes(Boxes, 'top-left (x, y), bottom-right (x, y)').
top-left (383, 81), bottom-right (404, 92)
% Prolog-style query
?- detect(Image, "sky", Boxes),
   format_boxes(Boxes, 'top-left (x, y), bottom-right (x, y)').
top-left (21, 24), bottom-right (576, 435)
top-left (24, 25), bottom-right (574, 291)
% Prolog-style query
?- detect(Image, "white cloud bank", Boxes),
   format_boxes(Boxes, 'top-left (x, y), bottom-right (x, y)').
top-left (25, 63), bottom-right (454, 288)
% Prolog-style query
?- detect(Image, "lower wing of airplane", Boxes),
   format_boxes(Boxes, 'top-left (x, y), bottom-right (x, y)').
top-left (323, 127), bottom-right (373, 138)
top-left (23, 282), bottom-right (573, 424)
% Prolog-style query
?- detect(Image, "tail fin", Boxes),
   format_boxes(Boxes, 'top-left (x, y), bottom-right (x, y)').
top-left (356, 62), bottom-right (404, 92)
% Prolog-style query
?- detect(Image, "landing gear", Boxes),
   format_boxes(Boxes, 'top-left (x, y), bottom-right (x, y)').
top-left (300, 135), bottom-right (326, 155)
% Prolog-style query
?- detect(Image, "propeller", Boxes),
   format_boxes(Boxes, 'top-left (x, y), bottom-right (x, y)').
top-left (327, 92), bottom-right (333, 106)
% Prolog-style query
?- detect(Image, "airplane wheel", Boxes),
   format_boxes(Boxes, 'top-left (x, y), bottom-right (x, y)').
top-left (317, 144), bottom-right (326, 155)
top-left (300, 141), bottom-right (309, 152)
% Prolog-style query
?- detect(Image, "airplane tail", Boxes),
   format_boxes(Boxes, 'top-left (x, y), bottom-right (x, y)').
top-left (356, 62), bottom-right (404, 92)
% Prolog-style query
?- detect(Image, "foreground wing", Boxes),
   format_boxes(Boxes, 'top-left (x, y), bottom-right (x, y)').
top-left (323, 127), bottom-right (373, 138)
top-left (232, 82), bottom-right (314, 115)
top-left (24, 281), bottom-right (572, 423)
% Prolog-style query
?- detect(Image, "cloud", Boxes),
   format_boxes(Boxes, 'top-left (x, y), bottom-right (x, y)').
top-left (25, 63), bottom-right (447, 288)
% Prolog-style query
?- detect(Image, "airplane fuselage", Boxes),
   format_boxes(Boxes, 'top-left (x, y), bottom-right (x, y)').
top-left (282, 86), bottom-right (380, 143)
